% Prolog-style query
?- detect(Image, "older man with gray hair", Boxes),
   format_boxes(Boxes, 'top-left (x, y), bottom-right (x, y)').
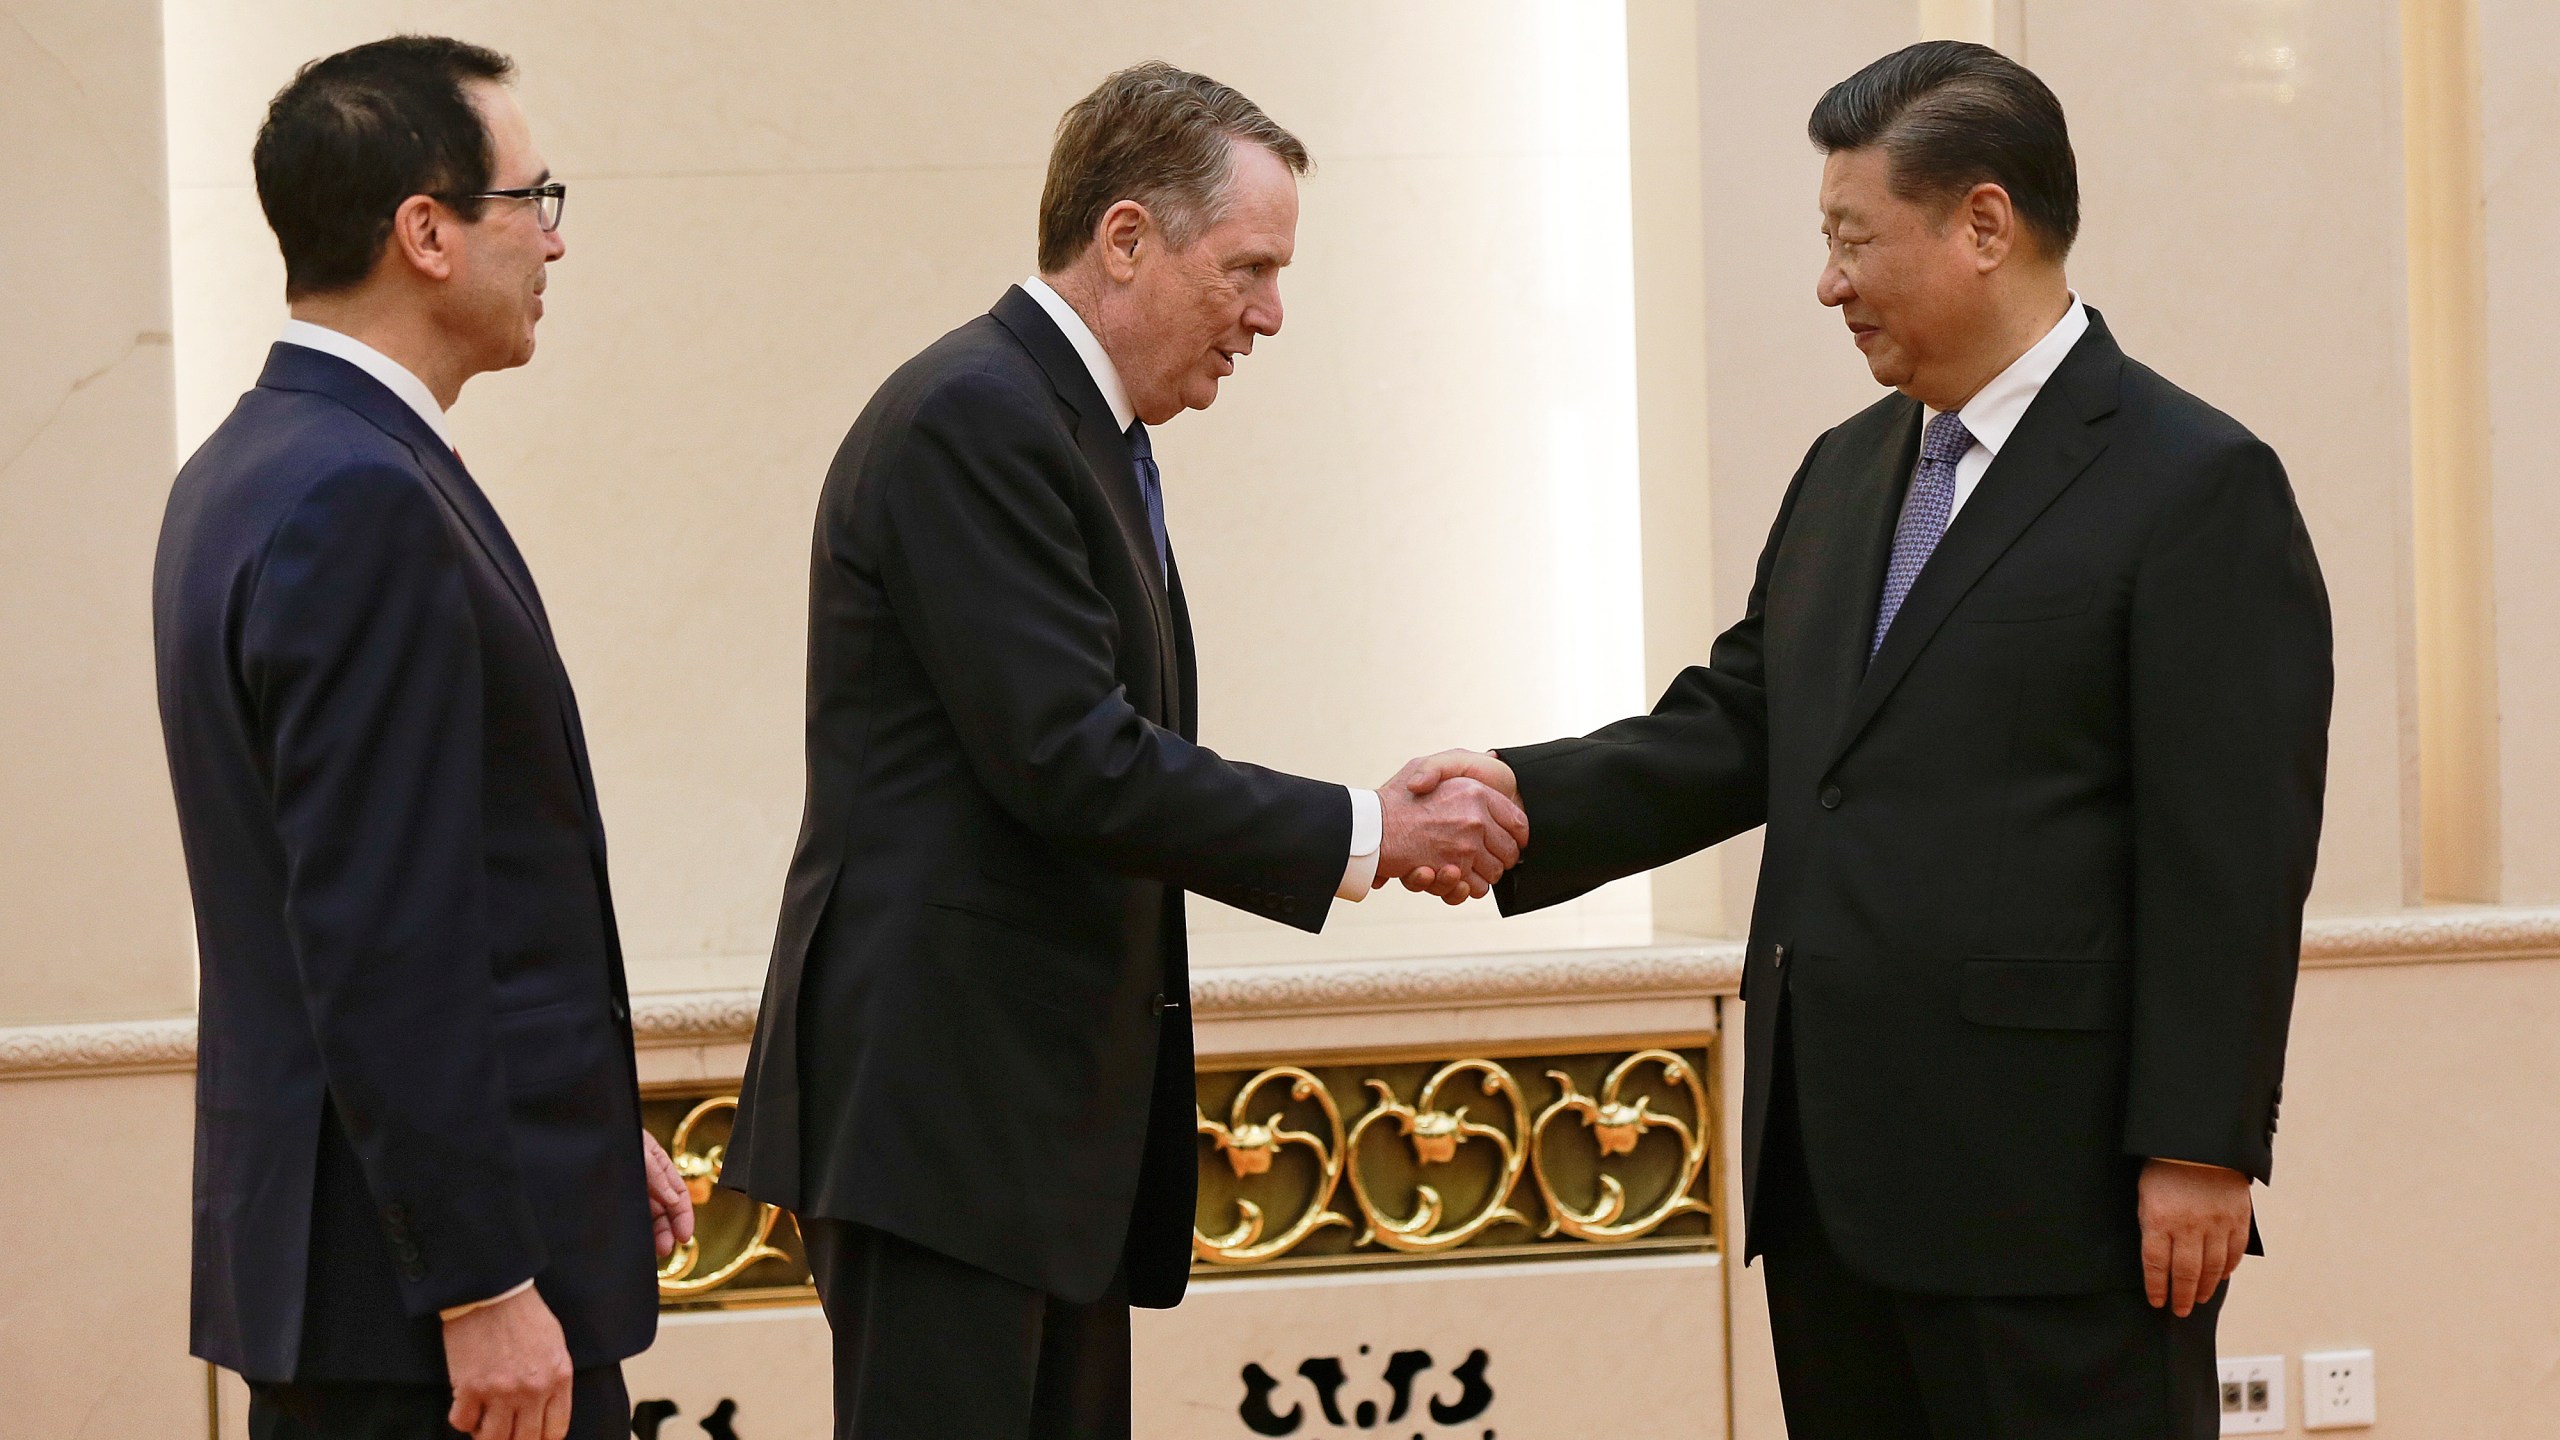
top-left (722, 62), bottom-right (1527, 1438)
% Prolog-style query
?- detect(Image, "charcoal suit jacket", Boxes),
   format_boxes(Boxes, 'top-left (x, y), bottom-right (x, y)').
top-left (723, 286), bottom-right (1349, 1309)
top-left (1496, 311), bottom-right (2332, 1295)
top-left (154, 344), bottom-right (657, 1381)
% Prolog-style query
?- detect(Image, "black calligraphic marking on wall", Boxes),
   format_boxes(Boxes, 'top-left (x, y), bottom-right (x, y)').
top-left (1428, 1350), bottom-right (1494, 1424)
top-left (698, 1398), bottom-right (741, 1439)
top-left (1238, 1363), bottom-right (1303, 1436)
top-left (1381, 1349), bottom-right (1433, 1422)
top-left (630, 1398), bottom-right (679, 1438)
top-left (1297, 1357), bottom-right (1351, 1426)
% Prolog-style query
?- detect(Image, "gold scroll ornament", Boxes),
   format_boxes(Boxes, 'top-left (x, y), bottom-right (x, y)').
top-left (1346, 1060), bottom-right (1532, 1253)
top-left (1531, 1049), bottom-right (1713, 1240)
top-left (655, 1096), bottom-right (795, 1298)
top-left (1192, 1049), bottom-right (1715, 1267)
top-left (1194, 1066), bottom-right (1352, 1264)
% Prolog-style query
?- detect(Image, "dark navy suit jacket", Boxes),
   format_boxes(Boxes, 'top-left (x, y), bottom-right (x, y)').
top-left (154, 343), bottom-right (657, 1382)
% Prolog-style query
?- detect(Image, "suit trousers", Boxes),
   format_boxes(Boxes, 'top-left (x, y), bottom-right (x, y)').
top-left (801, 1217), bottom-right (1132, 1440)
top-left (1757, 1010), bottom-right (2224, 1440)
top-left (247, 1365), bottom-right (629, 1439)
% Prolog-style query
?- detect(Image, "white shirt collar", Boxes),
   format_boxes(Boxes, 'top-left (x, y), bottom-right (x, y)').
top-left (1928, 293), bottom-right (2089, 457)
top-left (1020, 276), bottom-right (1136, 434)
top-left (277, 318), bottom-right (457, 452)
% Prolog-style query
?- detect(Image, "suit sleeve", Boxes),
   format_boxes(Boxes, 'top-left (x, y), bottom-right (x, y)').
top-left (242, 462), bottom-right (545, 1316)
top-left (874, 371), bottom-right (1349, 932)
top-left (2119, 438), bottom-right (2332, 1181)
top-left (1492, 440), bottom-right (1820, 914)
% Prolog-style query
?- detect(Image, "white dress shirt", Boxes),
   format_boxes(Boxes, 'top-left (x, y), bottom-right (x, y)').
top-left (1022, 278), bottom-right (1382, 901)
top-left (1928, 293), bottom-right (2089, 520)
top-left (277, 319), bottom-right (457, 452)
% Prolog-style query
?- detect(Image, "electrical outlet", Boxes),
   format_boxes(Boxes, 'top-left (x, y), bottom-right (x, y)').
top-left (2218, 1355), bottom-right (2287, 1434)
top-left (2302, 1349), bottom-right (2377, 1429)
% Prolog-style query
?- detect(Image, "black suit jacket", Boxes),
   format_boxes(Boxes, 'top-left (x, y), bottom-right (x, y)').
top-left (1498, 312), bottom-right (2332, 1295)
top-left (724, 287), bottom-right (1348, 1309)
top-left (154, 345), bottom-right (657, 1381)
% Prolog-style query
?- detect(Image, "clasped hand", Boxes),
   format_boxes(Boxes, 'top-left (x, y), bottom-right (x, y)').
top-left (1374, 750), bottom-right (1526, 904)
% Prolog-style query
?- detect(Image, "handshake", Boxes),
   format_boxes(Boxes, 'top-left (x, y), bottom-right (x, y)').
top-left (1372, 750), bottom-right (1527, 904)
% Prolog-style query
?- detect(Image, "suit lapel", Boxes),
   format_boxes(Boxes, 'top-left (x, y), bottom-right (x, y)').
top-left (257, 346), bottom-right (558, 650)
top-left (1823, 313), bottom-right (2127, 772)
top-left (990, 288), bottom-right (1181, 724)
top-left (1800, 401), bottom-right (1920, 748)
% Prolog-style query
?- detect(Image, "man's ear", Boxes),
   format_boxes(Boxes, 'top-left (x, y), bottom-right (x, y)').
top-left (389, 194), bottom-right (456, 282)
top-left (1965, 182), bottom-right (2016, 273)
top-left (1095, 199), bottom-right (1149, 284)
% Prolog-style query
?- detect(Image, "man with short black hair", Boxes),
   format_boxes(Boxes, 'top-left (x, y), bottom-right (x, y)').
top-left (723, 60), bottom-right (1529, 1440)
top-left (155, 35), bottom-right (689, 1440)
top-left (1404, 41), bottom-right (2332, 1437)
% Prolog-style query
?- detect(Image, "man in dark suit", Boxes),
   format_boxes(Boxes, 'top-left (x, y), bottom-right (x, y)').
top-left (1401, 42), bottom-right (2332, 1438)
top-left (723, 62), bottom-right (1528, 1440)
top-left (154, 38), bottom-right (691, 1440)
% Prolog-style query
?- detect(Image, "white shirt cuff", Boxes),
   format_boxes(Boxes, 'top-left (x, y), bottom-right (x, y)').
top-left (1336, 787), bottom-right (1382, 901)
top-left (438, 1277), bottom-right (535, 1322)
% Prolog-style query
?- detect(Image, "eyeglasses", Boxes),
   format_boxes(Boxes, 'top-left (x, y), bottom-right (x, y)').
top-left (442, 181), bottom-right (566, 232)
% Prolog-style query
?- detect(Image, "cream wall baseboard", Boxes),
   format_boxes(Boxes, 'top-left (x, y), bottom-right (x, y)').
top-left (7, 906), bottom-right (2555, 1080)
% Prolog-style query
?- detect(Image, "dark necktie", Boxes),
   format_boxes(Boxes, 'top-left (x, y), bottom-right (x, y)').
top-left (1871, 411), bottom-right (1974, 661)
top-left (1125, 420), bottom-right (1172, 580)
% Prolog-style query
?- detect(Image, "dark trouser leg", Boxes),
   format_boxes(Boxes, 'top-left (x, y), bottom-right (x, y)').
top-left (803, 1217), bottom-right (1132, 1440)
top-left (1756, 1008), bottom-right (1935, 1440)
top-left (1895, 1282), bottom-right (2225, 1440)
top-left (1028, 1266), bottom-right (1131, 1440)
top-left (247, 1366), bottom-right (626, 1440)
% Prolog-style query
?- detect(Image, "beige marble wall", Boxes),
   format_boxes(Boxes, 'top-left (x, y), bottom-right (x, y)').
top-left (0, 1071), bottom-right (202, 1436)
top-left (2015, 2), bottom-right (2420, 914)
top-left (0, 0), bottom-right (194, 1027)
top-left (162, 1), bottom-right (1667, 989)
top-left (2475, 0), bottom-right (2560, 902)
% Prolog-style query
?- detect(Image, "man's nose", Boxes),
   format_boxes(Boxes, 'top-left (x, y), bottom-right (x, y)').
top-left (1247, 283), bottom-right (1282, 336)
top-left (546, 227), bottom-right (568, 262)
top-left (1816, 261), bottom-right (1850, 308)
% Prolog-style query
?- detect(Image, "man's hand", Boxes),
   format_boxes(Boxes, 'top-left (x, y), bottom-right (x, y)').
top-left (444, 1284), bottom-right (573, 1440)
top-left (1380, 751), bottom-right (1522, 900)
top-left (1375, 765), bottom-right (1528, 904)
top-left (2138, 1158), bottom-right (2252, 1317)
top-left (641, 1129), bottom-right (697, 1261)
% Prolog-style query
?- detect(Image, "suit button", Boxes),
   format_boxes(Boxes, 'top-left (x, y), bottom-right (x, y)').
top-left (609, 995), bottom-right (630, 1023)
top-left (1773, 944), bottom-right (1787, 968)
top-left (1819, 786), bottom-right (1842, 810)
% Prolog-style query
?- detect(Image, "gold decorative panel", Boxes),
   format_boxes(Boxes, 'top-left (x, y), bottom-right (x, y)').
top-left (640, 1091), bottom-right (812, 1310)
top-left (1192, 1043), bottom-right (1719, 1272)
top-left (640, 1037), bottom-right (1717, 1307)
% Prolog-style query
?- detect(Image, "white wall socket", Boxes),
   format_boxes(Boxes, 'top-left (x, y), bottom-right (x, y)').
top-left (2218, 1355), bottom-right (2287, 1434)
top-left (2302, 1348), bottom-right (2378, 1429)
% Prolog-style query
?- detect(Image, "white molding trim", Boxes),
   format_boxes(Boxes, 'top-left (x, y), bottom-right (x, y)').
top-left (10, 907), bottom-right (2559, 1079)
top-left (0, 1015), bottom-right (196, 1079)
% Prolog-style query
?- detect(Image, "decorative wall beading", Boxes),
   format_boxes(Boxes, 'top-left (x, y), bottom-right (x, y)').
top-left (9, 908), bottom-right (2560, 1079)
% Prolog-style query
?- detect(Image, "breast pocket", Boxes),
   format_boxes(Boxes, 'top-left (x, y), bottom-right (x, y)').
top-left (1961, 580), bottom-right (2095, 624)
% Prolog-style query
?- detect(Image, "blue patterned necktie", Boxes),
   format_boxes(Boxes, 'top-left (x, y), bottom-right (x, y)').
top-left (1125, 420), bottom-right (1172, 580)
top-left (1871, 411), bottom-right (1974, 661)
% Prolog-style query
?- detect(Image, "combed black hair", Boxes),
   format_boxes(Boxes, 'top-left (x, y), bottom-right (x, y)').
top-left (1808, 40), bottom-right (2079, 257)
top-left (252, 35), bottom-right (514, 297)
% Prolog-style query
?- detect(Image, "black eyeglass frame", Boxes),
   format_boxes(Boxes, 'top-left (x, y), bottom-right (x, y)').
top-left (438, 181), bottom-right (567, 232)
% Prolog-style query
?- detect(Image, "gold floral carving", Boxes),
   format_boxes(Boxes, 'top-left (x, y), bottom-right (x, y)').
top-left (1193, 1067), bottom-right (1353, 1264)
top-left (655, 1096), bottom-right (796, 1298)
top-left (1345, 1060), bottom-right (1532, 1253)
top-left (1530, 1049), bottom-right (1712, 1241)
top-left (1190, 1046), bottom-right (1717, 1270)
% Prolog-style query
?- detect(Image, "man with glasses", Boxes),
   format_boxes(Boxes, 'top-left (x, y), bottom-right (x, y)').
top-left (153, 36), bottom-right (687, 1440)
